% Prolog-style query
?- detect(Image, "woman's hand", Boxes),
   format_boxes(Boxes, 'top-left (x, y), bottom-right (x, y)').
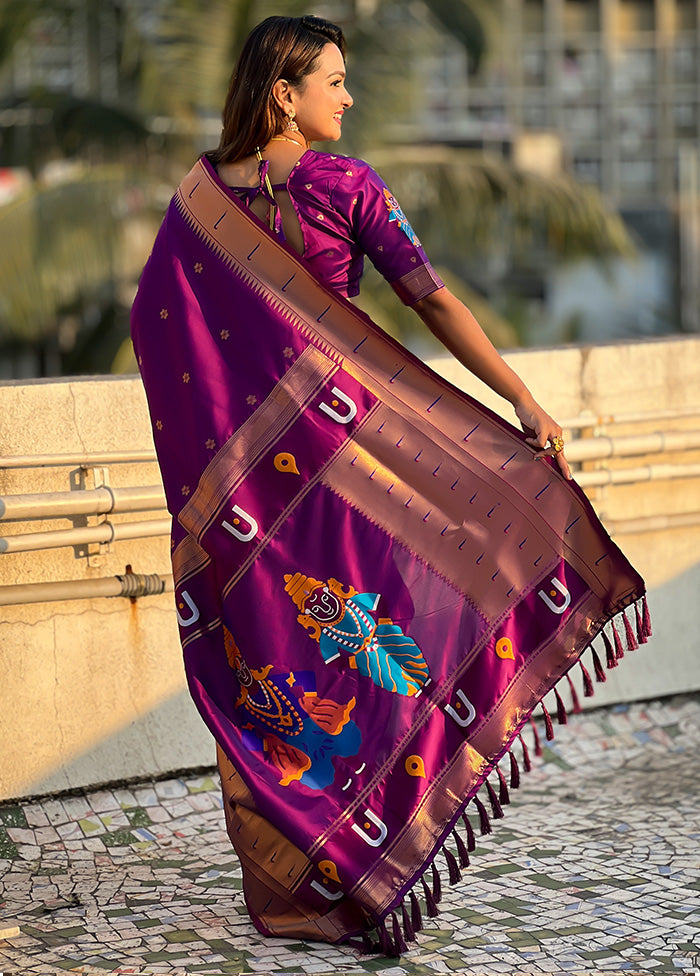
top-left (514, 394), bottom-right (572, 480)
top-left (413, 289), bottom-right (573, 480)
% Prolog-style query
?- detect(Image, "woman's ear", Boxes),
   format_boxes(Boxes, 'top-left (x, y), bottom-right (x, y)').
top-left (271, 78), bottom-right (293, 114)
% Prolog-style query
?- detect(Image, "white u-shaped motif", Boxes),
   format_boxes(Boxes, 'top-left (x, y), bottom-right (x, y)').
top-left (176, 590), bottom-right (200, 627)
top-left (221, 504), bottom-right (258, 543)
top-left (351, 809), bottom-right (388, 847)
top-left (444, 689), bottom-right (477, 729)
top-left (310, 881), bottom-right (344, 901)
top-left (538, 577), bottom-right (571, 614)
top-left (319, 387), bottom-right (358, 425)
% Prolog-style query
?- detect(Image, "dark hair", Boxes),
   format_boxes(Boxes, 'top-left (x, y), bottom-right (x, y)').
top-left (208, 15), bottom-right (346, 166)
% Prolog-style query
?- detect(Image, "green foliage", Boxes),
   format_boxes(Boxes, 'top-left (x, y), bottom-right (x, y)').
top-left (0, 0), bottom-right (636, 376)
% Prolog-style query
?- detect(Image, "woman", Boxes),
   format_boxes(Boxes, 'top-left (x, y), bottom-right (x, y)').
top-left (131, 15), bottom-right (647, 956)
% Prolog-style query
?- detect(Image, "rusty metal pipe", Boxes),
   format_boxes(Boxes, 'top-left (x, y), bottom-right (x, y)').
top-left (0, 486), bottom-right (166, 522)
top-left (0, 573), bottom-right (174, 607)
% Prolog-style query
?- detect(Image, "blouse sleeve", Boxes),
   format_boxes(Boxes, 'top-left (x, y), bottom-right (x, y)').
top-left (331, 161), bottom-right (444, 306)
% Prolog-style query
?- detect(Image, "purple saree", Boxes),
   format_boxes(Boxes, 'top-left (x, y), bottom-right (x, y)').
top-left (131, 155), bottom-right (648, 953)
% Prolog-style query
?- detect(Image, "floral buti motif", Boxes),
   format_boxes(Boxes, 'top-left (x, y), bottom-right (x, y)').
top-left (383, 187), bottom-right (420, 246)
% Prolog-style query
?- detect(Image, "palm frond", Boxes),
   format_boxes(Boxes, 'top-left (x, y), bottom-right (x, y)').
top-left (0, 166), bottom-right (162, 344)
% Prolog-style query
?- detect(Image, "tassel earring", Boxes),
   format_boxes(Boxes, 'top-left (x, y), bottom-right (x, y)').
top-left (286, 109), bottom-right (300, 132)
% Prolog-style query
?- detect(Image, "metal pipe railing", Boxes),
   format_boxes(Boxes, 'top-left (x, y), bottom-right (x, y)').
top-left (560, 404), bottom-right (700, 430)
top-left (604, 510), bottom-right (700, 535)
top-left (577, 461), bottom-right (700, 488)
top-left (0, 518), bottom-right (171, 554)
top-left (0, 485), bottom-right (166, 521)
top-left (0, 573), bottom-right (173, 607)
top-left (563, 429), bottom-right (700, 463)
top-left (0, 450), bottom-right (157, 469)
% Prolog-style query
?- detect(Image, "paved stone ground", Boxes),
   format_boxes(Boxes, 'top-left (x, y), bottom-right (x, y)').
top-left (1, 695), bottom-right (699, 976)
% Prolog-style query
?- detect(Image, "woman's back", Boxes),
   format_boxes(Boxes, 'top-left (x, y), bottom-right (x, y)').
top-left (212, 148), bottom-right (443, 306)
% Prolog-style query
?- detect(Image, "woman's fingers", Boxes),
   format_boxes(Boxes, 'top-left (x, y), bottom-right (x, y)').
top-left (525, 435), bottom-right (573, 480)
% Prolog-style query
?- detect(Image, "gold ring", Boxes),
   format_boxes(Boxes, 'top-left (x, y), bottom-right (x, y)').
top-left (551, 435), bottom-right (565, 453)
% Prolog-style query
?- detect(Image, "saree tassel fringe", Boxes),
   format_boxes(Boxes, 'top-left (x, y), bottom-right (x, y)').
top-left (485, 777), bottom-right (504, 819)
top-left (519, 733), bottom-right (532, 771)
top-left (409, 890), bottom-right (423, 932)
top-left (613, 621), bottom-right (625, 660)
top-left (431, 862), bottom-right (442, 903)
top-left (453, 828), bottom-right (470, 868)
top-left (509, 749), bottom-right (521, 789)
top-left (602, 629), bottom-right (617, 669)
top-left (472, 794), bottom-right (492, 834)
top-left (591, 647), bottom-right (607, 683)
top-left (579, 659), bottom-right (594, 697)
top-left (566, 673), bottom-right (582, 714)
top-left (623, 610), bottom-right (639, 651)
top-left (421, 875), bottom-right (439, 917)
top-left (496, 764), bottom-right (510, 804)
top-left (530, 719), bottom-right (543, 756)
top-left (635, 602), bottom-right (646, 644)
top-left (444, 846), bottom-right (462, 885)
top-left (554, 687), bottom-right (568, 725)
top-left (541, 701), bottom-right (555, 741)
top-left (462, 813), bottom-right (476, 851)
top-left (377, 917), bottom-right (396, 957)
top-left (401, 900), bottom-right (415, 942)
top-left (391, 912), bottom-right (408, 955)
top-left (642, 595), bottom-right (653, 639)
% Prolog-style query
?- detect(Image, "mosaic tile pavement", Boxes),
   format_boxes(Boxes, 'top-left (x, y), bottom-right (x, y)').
top-left (1, 695), bottom-right (699, 976)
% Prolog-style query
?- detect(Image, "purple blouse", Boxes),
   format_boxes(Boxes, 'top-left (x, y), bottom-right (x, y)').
top-left (211, 150), bottom-right (444, 306)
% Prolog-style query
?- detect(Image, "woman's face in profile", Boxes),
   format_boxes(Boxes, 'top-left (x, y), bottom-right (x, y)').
top-left (288, 43), bottom-right (353, 144)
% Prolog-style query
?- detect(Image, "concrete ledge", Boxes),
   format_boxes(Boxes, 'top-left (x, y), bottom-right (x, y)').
top-left (1, 335), bottom-right (699, 799)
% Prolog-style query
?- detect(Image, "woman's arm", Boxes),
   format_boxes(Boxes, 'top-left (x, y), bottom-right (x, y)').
top-left (412, 287), bottom-right (572, 479)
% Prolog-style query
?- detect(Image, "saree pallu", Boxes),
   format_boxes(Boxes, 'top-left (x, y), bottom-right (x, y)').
top-left (131, 157), bottom-right (648, 953)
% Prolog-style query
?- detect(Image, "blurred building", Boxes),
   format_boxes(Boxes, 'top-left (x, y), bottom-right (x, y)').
top-left (412, 0), bottom-right (700, 340)
top-left (464, 0), bottom-right (699, 210)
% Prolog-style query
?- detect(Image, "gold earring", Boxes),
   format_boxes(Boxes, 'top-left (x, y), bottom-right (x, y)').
top-left (286, 109), bottom-right (300, 132)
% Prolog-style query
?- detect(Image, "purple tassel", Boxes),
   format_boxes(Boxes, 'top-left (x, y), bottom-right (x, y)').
top-left (530, 719), bottom-right (543, 756)
top-left (421, 876), bottom-right (438, 917)
top-left (453, 829), bottom-right (470, 868)
top-left (622, 610), bottom-right (639, 651)
top-left (579, 659), bottom-right (594, 697)
top-left (485, 778), bottom-right (504, 819)
top-left (602, 629), bottom-right (617, 669)
top-left (643, 595), bottom-right (652, 639)
top-left (623, 610), bottom-right (638, 651)
top-left (509, 749), bottom-right (520, 789)
top-left (392, 912), bottom-right (408, 955)
top-left (377, 917), bottom-right (395, 956)
top-left (409, 890), bottom-right (423, 932)
top-left (444, 846), bottom-right (461, 884)
top-left (461, 814), bottom-right (476, 851)
top-left (346, 935), bottom-right (373, 953)
top-left (472, 795), bottom-right (492, 835)
top-left (591, 647), bottom-right (607, 683)
top-left (519, 733), bottom-right (532, 771)
top-left (612, 622), bottom-right (625, 660)
top-left (554, 687), bottom-right (568, 725)
top-left (566, 674), bottom-right (582, 714)
top-left (401, 900), bottom-right (415, 942)
top-left (496, 765), bottom-right (510, 804)
top-left (431, 862), bottom-right (442, 903)
top-left (541, 701), bottom-right (554, 741)
top-left (634, 602), bottom-right (647, 644)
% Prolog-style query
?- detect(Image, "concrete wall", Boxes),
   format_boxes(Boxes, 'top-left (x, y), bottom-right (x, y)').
top-left (1, 335), bottom-right (699, 800)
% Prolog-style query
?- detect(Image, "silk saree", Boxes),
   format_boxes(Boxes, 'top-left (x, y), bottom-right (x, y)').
top-left (131, 156), bottom-right (648, 954)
